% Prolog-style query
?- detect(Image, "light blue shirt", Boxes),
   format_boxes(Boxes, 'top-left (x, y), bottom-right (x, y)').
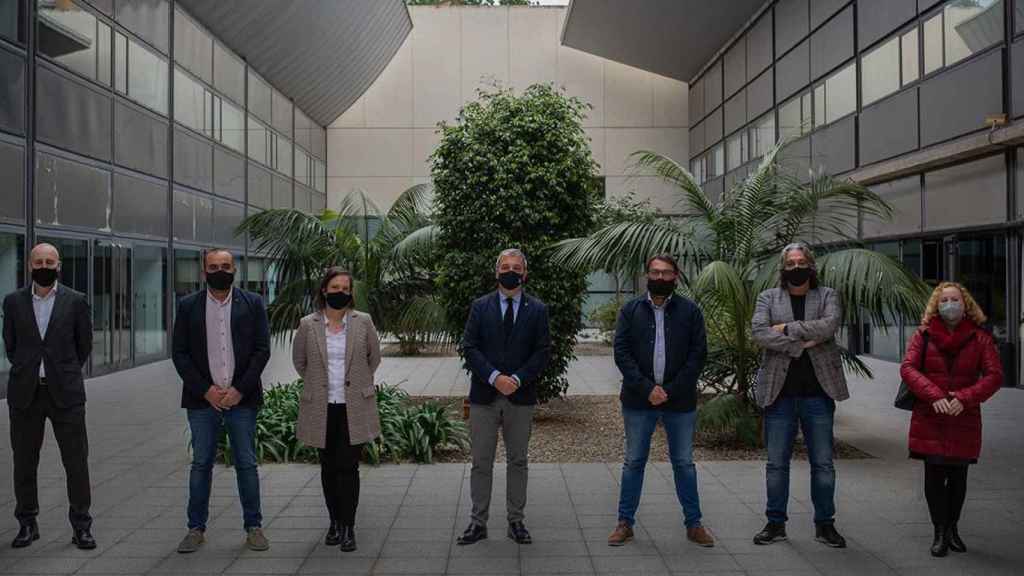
top-left (32, 283), bottom-right (58, 378)
top-left (489, 291), bottom-right (523, 387)
top-left (648, 292), bottom-right (670, 385)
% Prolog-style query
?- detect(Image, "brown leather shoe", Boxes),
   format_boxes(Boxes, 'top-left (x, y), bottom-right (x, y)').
top-left (686, 525), bottom-right (715, 547)
top-left (607, 521), bottom-right (634, 546)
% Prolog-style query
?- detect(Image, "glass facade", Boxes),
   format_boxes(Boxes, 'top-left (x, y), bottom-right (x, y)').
top-left (0, 1), bottom-right (327, 384)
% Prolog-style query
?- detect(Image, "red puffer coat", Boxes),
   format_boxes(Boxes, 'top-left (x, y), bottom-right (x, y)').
top-left (899, 318), bottom-right (1002, 460)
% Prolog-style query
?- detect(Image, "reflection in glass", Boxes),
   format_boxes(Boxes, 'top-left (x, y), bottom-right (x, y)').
top-left (901, 28), bottom-right (919, 84)
top-left (711, 144), bottom-right (724, 179)
top-left (750, 113), bottom-right (775, 159)
top-left (174, 67), bottom-right (210, 135)
top-left (0, 233), bottom-right (23, 373)
top-left (124, 37), bottom-right (168, 114)
top-left (944, 0), bottom-right (1003, 67)
top-left (134, 245), bottom-right (166, 359)
top-left (862, 36), bottom-right (899, 106)
top-left (221, 100), bottom-right (244, 153)
top-left (778, 96), bottom-right (802, 141)
top-left (726, 133), bottom-right (742, 173)
top-left (1, 0), bottom-right (24, 44)
top-left (958, 234), bottom-right (1007, 340)
top-left (276, 135), bottom-right (292, 177)
top-left (92, 241), bottom-right (132, 373)
top-left (173, 248), bottom-right (201, 305)
top-left (37, 0), bottom-right (110, 84)
top-left (247, 116), bottom-right (268, 165)
top-left (924, 13), bottom-right (943, 75)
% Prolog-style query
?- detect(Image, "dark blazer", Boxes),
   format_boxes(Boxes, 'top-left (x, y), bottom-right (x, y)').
top-left (172, 287), bottom-right (271, 410)
top-left (3, 284), bottom-right (92, 410)
top-left (614, 294), bottom-right (707, 412)
top-left (462, 290), bottom-right (551, 406)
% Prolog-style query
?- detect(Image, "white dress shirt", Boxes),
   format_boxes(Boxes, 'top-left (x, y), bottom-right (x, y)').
top-left (326, 319), bottom-right (347, 404)
top-left (32, 283), bottom-right (58, 378)
top-left (205, 290), bottom-right (235, 388)
top-left (648, 292), bottom-right (670, 385)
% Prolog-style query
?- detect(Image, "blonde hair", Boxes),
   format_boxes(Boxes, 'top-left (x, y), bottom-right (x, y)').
top-left (920, 281), bottom-right (987, 327)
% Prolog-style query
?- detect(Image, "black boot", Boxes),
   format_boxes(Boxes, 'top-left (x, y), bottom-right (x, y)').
top-left (325, 522), bottom-right (341, 546)
top-left (339, 525), bottom-right (357, 552)
top-left (930, 525), bottom-right (949, 557)
top-left (11, 522), bottom-right (39, 548)
top-left (946, 523), bottom-right (966, 553)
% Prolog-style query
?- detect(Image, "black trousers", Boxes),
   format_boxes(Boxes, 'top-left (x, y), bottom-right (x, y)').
top-left (320, 404), bottom-right (362, 526)
top-left (9, 384), bottom-right (92, 530)
top-left (924, 462), bottom-right (968, 526)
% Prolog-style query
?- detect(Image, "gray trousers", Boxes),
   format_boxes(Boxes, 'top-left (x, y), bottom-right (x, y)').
top-left (469, 396), bottom-right (535, 526)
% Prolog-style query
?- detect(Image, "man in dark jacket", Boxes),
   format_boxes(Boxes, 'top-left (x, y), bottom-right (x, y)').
top-left (607, 255), bottom-right (713, 548)
top-left (3, 243), bottom-right (94, 549)
top-left (171, 249), bottom-right (271, 554)
top-left (457, 248), bottom-right (551, 546)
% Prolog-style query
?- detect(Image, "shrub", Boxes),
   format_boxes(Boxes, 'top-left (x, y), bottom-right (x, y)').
top-left (208, 380), bottom-right (467, 466)
top-left (587, 296), bottom-right (625, 343)
top-left (431, 84), bottom-right (600, 402)
top-left (696, 393), bottom-right (761, 448)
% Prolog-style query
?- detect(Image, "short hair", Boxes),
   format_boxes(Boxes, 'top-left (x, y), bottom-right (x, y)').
top-left (495, 248), bottom-right (528, 272)
top-left (646, 254), bottom-right (680, 274)
top-left (203, 248), bottom-right (234, 267)
top-left (315, 267), bottom-right (355, 310)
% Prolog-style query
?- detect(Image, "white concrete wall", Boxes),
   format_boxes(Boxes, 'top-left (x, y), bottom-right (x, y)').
top-left (328, 5), bottom-right (688, 214)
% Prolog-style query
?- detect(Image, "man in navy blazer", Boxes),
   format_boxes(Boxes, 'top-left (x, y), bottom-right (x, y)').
top-left (457, 248), bottom-right (551, 546)
top-left (171, 249), bottom-right (271, 554)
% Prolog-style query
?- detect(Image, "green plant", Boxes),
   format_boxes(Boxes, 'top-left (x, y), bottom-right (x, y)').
top-left (588, 296), bottom-right (624, 343)
top-left (551, 142), bottom-right (930, 408)
top-left (365, 383), bottom-right (469, 464)
top-left (238, 184), bottom-right (448, 353)
top-left (697, 393), bottom-right (760, 447)
top-left (217, 381), bottom-right (319, 465)
top-left (431, 84), bottom-right (600, 402)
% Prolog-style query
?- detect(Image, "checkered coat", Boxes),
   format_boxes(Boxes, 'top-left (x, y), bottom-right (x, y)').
top-left (751, 286), bottom-right (848, 408)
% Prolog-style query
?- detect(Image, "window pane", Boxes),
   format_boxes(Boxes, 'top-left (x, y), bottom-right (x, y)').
top-left (221, 99), bottom-right (243, 153)
top-left (924, 14), bottom-right (943, 74)
top-left (276, 135), bottom-right (291, 177)
top-left (801, 93), bottom-right (811, 134)
top-left (825, 63), bottom-right (855, 124)
top-left (213, 41), bottom-right (244, 105)
top-left (295, 148), bottom-right (310, 186)
top-left (0, 232), bottom-right (24, 372)
top-left (901, 28), bottom-right (919, 84)
top-left (0, 47), bottom-right (26, 135)
top-left (37, 0), bottom-right (109, 83)
top-left (751, 113), bottom-right (775, 158)
top-left (711, 144), bottom-right (724, 178)
top-left (944, 0), bottom-right (1003, 67)
top-left (114, 31), bottom-right (126, 93)
top-left (126, 38), bottom-right (167, 114)
top-left (726, 133), bottom-right (742, 172)
top-left (862, 36), bottom-right (899, 106)
top-left (813, 84), bottom-right (825, 130)
top-left (1, 0), bottom-right (24, 44)
top-left (779, 97), bottom-right (802, 140)
top-left (247, 116), bottom-right (267, 165)
top-left (173, 68), bottom-right (206, 133)
top-left (134, 245), bottom-right (166, 359)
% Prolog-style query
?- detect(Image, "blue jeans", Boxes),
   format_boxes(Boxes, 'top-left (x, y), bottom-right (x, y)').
top-left (764, 395), bottom-right (836, 525)
top-left (618, 406), bottom-right (702, 528)
top-left (187, 407), bottom-right (262, 531)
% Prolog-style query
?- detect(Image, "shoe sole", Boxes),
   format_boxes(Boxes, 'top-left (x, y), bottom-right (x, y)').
top-left (12, 533), bottom-right (40, 549)
top-left (815, 536), bottom-right (846, 548)
top-left (753, 535), bottom-right (787, 545)
top-left (507, 531), bottom-right (532, 545)
top-left (688, 539), bottom-right (715, 548)
top-left (340, 544), bottom-right (357, 552)
top-left (607, 536), bottom-right (633, 547)
top-left (72, 540), bottom-right (97, 550)
top-left (456, 535), bottom-right (487, 546)
top-left (246, 544), bottom-right (270, 552)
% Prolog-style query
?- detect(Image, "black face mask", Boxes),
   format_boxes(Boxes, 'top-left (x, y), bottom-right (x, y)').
top-left (206, 270), bottom-right (234, 291)
top-left (783, 267), bottom-right (813, 287)
top-left (647, 278), bottom-right (676, 297)
top-left (325, 291), bottom-right (352, 310)
top-left (498, 271), bottom-right (523, 290)
top-left (31, 267), bottom-right (58, 288)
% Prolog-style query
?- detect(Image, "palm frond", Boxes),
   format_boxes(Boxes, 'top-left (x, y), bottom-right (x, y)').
top-left (817, 248), bottom-right (930, 327)
top-left (550, 220), bottom-right (702, 278)
top-left (629, 150), bottom-right (718, 221)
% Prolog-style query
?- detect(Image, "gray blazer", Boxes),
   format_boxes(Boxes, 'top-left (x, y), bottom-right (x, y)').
top-left (751, 286), bottom-right (848, 408)
top-left (292, 310), bottom-right (382, 448)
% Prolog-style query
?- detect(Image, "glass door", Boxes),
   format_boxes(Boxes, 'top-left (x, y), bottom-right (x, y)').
top-left (134, 244), bottom-right (166, 363)
top-left (93, 240), bottom-right (133, 374)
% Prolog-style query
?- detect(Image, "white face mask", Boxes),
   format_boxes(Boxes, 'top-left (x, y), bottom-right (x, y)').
top-left (938, 300), bottom-right (963, 323)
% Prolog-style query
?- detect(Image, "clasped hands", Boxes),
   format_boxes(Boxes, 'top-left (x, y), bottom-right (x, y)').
top-left (204, 386), bottom-right (243, 411)
top-left (931, 397), bottom-right (965, 416)
top-left (494, 374), bottom-right (520, 396)
top-left (772, 323), bottom-right (818, 349)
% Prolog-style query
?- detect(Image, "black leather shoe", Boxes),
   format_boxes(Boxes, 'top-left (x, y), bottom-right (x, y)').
top-left (753, 522), bottom-right (786, 545)
top-left (339, 526), bottom-right (356, 552)
top-left (931, 524), bottom-right (949, 557)
top-left (814, 523), bottom-right (846, 548)
top-left (72, 528), bottom-right (97, 550)
top-left (325, 522), bottom-right (341, 546)
top-left (507, 521), bottom-right (532, 544)
top-left (11, 523), bottom-right (39, 548)
top-left (946, 523), bottom-right (966, 553)
top-left (456, 523), bottom-right (488, 546)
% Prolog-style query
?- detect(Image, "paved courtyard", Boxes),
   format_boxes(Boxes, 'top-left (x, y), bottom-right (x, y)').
top-left (0, 350), bottom-right (1021, 575)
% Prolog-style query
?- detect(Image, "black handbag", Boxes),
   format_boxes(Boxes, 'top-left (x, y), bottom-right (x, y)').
top-left (895, 330), bottom-right (929, 411)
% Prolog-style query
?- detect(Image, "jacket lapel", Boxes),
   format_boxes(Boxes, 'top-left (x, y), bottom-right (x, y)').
top-left (777, 287), bottom-right (795, 323)
top-left (195, 290), bottom-right (211, 377)
top-left (344, 310), bottom-right (355, 379)
top-left (19, 287), bottom-right (42, 344)
top-left (229, 288), bottom-right (245, 376)
top-left (312, 313), bottom-right (327, 368)
top-left (804, 288), bottom-right (821, 321)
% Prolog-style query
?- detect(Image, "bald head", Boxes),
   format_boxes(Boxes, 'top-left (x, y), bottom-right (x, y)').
top-left (30, 243), bottom-right (60, 269)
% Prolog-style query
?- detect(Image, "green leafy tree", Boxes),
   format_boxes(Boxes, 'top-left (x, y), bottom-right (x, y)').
top-left (238, 184), bottom-right (445, 353)
top-left (551, 143), bottom-right (931, 406)
top-left (431, 84), bottom-right (599, 402)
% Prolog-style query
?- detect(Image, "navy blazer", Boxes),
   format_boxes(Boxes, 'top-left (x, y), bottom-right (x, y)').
top-left (2, 284), bottom-right (92, 410)
top-left (614, 294), bottom-right (707, 412)
top-left (462, 290), bottom-right (551, 406)
top-left (171, 287), bottom-right (271, 410)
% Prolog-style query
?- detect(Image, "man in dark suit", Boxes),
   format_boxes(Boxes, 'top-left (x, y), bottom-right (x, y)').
top-left (171, 249), bottom-right (271, 554)
top-left (457, 248), bottom-right (551, 546)
top-left (3, 243), bottom-right (95, 549)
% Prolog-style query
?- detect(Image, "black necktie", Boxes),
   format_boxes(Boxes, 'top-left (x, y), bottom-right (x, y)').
top-left (503, 298), bottom-right (515, 341)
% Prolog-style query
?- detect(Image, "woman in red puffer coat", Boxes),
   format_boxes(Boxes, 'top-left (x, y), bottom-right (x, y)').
top-left (900, 281), bottom-right (1002, 559)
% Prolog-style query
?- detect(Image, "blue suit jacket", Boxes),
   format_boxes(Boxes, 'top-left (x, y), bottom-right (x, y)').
top-left (462, 290), bottom-right (551, 405)
top-left (171, 287), bottom-right (270, 410)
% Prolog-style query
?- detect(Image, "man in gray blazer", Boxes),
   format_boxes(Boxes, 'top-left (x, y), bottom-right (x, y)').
top-left (751, 242), bottom-right (847, 549)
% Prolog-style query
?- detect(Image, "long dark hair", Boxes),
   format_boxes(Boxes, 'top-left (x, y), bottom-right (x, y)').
top-left (315, 267), bottom-right (355, 310)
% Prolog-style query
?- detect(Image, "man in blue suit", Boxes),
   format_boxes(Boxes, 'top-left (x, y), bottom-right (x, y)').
top-left (171, 249), bottom-right (271, 554)
top-left (457, 249), bottom-right (551, 546)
